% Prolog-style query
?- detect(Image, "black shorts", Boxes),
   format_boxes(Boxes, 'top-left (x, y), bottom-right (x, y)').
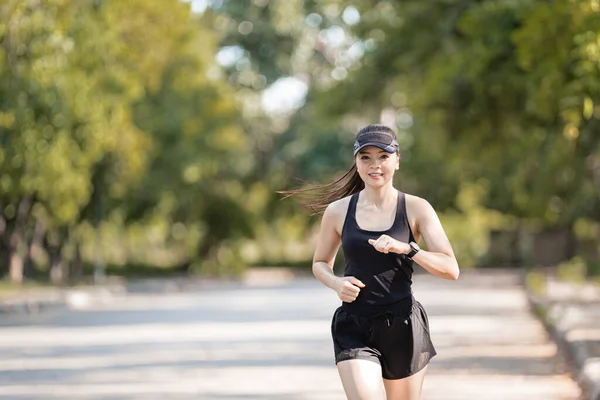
top-left (331, 295), bottom-right (437, 380)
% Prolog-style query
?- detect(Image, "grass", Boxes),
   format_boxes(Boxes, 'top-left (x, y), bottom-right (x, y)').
top-left (525, 270), bottom-right (547, 297)
top-left (1, 260), bottom-right (313, 291)
top-left (531, 301), bottom-right (549, 322)
top-left (249, 259), bottom-right (313, 269)
top-left (0, 279), bottom-right (56, 296)
top-left (0, 262), bottom-right (189, 294)
top-left (81, 262), bottom-right (190, 279)
top-left (555, 256), bottom-right (600, 285)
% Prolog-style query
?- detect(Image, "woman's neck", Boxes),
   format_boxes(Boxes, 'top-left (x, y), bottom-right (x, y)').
top-left (361, 184), bottom-right (397, 209)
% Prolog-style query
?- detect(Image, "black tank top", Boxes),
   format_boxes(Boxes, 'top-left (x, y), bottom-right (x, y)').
top-left (340, 190), bottom-right (416, 314)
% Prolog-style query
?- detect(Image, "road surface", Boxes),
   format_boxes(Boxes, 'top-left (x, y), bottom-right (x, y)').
top-left (0, 270), bottom-right (581, 399)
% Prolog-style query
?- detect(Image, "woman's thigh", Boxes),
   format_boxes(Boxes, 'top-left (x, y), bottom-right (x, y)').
top-left (382, 365), bottom-right (428, 400)
top-left (337, 359), bottom-right (386, 400)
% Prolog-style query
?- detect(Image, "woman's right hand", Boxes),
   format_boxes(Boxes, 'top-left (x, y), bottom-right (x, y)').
top-left (334, 276), bottom-right (365, 303)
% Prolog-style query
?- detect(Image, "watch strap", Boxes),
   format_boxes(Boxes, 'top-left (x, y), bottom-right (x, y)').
top-left (407, 242), bottom-right (419, 258)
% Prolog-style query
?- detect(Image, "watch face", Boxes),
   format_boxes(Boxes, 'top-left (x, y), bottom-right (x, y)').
top-left (411, 242), bottom-right (420, 251)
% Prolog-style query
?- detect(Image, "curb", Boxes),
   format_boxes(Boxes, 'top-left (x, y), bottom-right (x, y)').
top-left (526, 291), bottom-right (600, 400)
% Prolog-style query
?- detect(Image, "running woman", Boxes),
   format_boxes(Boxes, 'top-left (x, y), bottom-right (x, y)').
top-left (284, 124), bottom-right (459, 400)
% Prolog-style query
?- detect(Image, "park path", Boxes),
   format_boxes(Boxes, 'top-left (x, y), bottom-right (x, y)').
top-left (0, 269), bottom-right (581, 399)
top-left (416, 270), bottom-right (580, 400)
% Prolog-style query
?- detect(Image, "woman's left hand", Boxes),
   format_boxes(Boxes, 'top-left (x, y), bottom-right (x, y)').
top-left (368, 235), bottom-right (409, 254)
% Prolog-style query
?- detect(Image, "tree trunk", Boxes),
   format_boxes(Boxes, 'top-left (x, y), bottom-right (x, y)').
top-left (565, 224), bottom-right (577, 260)
top-left (44, 228), bottom-right (68, 285)
top-left (68, 224), bottom-right (83, 284)
top-left (0, 202), bottom-right (9, 277)
top-left (24, 217), bottom-right (45, 279)
top-left (9, 197), bottom-right (32, 283)
top-left (70, 242), bottom-right (83, 284)
top-left (48, 247), bottom-right (64, 284)
top-left (8, 253), bottom-right (23, 283)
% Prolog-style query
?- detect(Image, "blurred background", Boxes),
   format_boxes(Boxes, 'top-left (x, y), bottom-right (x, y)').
top-left (1, 1), bottom-right (599, 399)
top-left (0, 0), bottom-right (599, 286)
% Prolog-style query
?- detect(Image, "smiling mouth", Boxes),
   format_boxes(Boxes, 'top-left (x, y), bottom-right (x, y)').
top-left (368, 173), bottom-right (383, 178)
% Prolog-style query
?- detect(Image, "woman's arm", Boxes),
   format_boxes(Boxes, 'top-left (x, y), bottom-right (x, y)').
top-left (409, 197), bottom-right (459, 280)
top-left (312, 201), bottom-right (365, 302)
top-left (369, 196), bottom-right (460, 280)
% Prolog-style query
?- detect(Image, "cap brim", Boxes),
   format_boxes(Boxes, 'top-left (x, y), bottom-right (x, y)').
top-left (353, 142), bottom-right (397, 156)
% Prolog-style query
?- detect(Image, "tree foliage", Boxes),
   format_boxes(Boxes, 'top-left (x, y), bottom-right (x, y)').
top-left (2, 0), bottom-right (598, 282)
top-left (0, 0), bottom-right (250, 282)
top-left (319, 0), bottom-right (600, 227)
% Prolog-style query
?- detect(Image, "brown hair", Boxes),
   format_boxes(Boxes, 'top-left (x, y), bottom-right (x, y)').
top-left (278, 124), bottom-right (398, 215)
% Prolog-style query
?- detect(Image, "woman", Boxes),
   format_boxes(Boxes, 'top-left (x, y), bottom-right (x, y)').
top-left (284, 124), bottom-right (459, 400)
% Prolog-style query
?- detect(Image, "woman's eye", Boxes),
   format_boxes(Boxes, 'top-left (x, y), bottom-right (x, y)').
top-left (361, 156), bottom-right (369, 160)
top-left (381, 155), bottom-right (389, 159)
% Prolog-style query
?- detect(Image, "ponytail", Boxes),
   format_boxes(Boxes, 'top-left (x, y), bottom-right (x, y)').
top-left (278, 164), bottom-right (364, 215)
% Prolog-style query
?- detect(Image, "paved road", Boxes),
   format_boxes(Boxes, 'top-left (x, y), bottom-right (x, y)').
top-left (0, 270), bottom-right (581, 399)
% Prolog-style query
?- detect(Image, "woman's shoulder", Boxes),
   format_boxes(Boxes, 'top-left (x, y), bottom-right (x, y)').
top-left (325, 194), bottom-right (354, 216)
top-left (404, 192), bottom-right (436, 215)
top-left (404, 192), bottom-right (429, 205)
top-left (323, 195), bottom-right (354, 235)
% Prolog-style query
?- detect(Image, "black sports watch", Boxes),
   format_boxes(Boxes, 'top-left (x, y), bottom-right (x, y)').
top-left (407, 241), bottom-right (420, 259)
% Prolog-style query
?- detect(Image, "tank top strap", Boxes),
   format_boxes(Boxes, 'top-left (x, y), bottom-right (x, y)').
top-left (394, 190), bottom-right (404, 228)
top-left (396, 190), bottom-right (416, 242)
top-left (342, 192), bottom-right (360, 236)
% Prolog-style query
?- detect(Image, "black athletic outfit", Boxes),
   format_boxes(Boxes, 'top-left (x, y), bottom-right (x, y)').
top-left (331, 190), bottom-right (437, 379)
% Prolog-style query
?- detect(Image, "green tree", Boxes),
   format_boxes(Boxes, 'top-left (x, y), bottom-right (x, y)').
top-left (0, 0), bottom-right (253, 282)
top-left (319, 0), bottom-right (600, 227)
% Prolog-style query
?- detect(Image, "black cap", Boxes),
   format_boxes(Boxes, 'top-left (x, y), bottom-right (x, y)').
top-left (353, 131), bottom-right (399, 156)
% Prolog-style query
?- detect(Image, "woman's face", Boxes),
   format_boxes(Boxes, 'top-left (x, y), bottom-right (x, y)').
top-left (355, 146), bottom-right (399, 187)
